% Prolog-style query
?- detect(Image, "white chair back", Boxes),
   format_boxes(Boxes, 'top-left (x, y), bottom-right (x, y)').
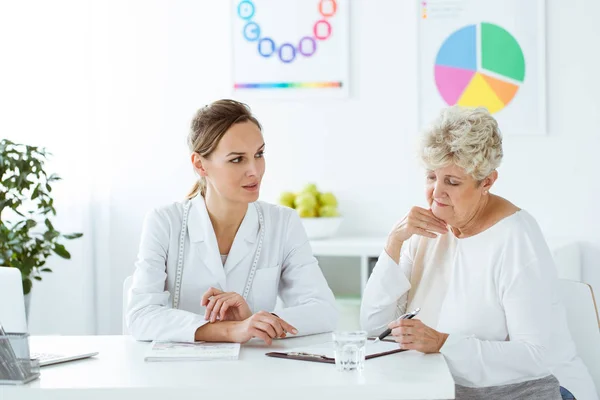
top-left (549, 241), bottom-right (582, 281)
top-left (122, 276), bottom-right (133, 335)
top-left (559, 279), bottom-right (600, 393)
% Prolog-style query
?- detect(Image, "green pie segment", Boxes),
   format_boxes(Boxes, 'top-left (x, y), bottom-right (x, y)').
top-left (481, 22), bottom-right (526, 82)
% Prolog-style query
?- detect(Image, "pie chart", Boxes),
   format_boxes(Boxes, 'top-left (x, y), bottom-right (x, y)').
top-left (434, 23), bottom-right (525, 114)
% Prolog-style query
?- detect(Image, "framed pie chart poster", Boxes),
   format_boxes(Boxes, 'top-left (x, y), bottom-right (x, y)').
top-left (418, 0), bottom-right (546, 135)
top-left (232, 0), bottom-right (350, 99)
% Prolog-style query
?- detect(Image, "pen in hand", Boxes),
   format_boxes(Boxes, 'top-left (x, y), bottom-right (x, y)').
top-left (372, 307), bottom-right (421, 343)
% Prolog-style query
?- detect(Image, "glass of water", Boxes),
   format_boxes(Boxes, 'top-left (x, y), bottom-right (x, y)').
top-left (332, 331), bottom-right (367, 372)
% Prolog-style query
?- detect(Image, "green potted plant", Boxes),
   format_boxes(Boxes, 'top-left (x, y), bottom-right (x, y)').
top-left (0, 139), bottom-right (83, 317)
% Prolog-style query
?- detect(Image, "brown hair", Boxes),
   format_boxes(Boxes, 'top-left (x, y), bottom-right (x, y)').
top-left (187, 99), bottom-right (262, 199)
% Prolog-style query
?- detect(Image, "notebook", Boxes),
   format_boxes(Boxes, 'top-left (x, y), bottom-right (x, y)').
top-left (145, 341), bottom-right (241, 362)
top-left (266, 339), bottom-right (405, 363)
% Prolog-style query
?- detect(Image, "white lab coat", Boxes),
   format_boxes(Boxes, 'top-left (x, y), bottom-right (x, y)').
top-left (126, 195), bottom-right (338, 342)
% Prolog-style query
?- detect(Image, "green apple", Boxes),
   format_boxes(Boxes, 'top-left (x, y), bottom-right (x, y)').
top-left (318, 192), bottom-right (338, 207)
top-left (318, 205), bottom-right (340, 217)
top-left (297, 206), bottom-right (317, 218)
top-left (301, 183), bottom-right (319, 197)
top-left (278, 191), bottom-right (296, 208)
top-left (294, 192), bottom-right (317, 209)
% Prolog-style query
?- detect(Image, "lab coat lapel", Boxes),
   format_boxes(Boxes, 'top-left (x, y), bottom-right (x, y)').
top-left (188, 196), bottom-right (227, 291)
top-left (223, 203), bottom-right (258, 276)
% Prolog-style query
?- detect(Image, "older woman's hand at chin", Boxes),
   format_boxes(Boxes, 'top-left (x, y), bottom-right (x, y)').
top-left (389, 318), bottom-right (449, 354)
top-left (385, 206), bottom-right (448, 263)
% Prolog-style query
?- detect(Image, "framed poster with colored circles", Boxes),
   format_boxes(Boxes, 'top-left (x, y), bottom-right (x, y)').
top-left (418, 0), bottom-right (546, 135)
top-left (232, 0), bottom-right (349, 99)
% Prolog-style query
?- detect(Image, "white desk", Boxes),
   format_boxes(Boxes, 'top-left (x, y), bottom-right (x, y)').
top-left (1, 335), bottom-right (455, 400)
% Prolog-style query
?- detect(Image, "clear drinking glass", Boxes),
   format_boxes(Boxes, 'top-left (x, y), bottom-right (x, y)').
top-left (332, 331), bottom-right (367, 372)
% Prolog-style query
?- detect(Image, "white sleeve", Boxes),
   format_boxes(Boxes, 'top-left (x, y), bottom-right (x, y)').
top-left (360, 240), bottom-right (414, 335)
top-left (126, 209), bottom-right (206, 342)
top-left (274, 212), bottom-right (338, 336)
top-left (440, 256), bottom-right (554, 387)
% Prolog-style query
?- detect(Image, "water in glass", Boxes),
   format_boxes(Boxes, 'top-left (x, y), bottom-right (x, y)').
top-left (332, 331), bottom-right (367, 372)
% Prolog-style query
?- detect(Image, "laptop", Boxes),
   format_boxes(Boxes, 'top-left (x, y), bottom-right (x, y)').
top-left (0, 267), bottom-right (98, 366)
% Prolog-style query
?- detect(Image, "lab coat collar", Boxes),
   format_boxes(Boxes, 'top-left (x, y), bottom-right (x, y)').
top-left (186, 196), bottom-right (259, 289)
top-left (187, 195), bottom-right (226, 289)
top-left (224, 203), bottom-right (258, 275)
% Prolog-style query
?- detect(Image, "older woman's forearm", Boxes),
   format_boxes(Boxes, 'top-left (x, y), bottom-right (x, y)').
top-left (360, 250), bottom-right (411, 334)
top-left (440, 334), bottom-right (550, 387)
top-left (385, 236), bottom-right (404, 264)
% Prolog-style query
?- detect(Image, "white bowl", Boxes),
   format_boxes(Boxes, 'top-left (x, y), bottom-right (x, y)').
top-left (300, 217), bottom-right (343, 240)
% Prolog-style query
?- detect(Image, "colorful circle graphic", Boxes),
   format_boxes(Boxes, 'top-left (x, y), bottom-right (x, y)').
top-left (237, 0), bottom-right (338, 64)
top-left (434, 23), bottom-right (526, 114)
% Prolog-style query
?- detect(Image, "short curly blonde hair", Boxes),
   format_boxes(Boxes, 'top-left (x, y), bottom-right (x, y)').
top-left (419, 106), bottom-right (503, 181)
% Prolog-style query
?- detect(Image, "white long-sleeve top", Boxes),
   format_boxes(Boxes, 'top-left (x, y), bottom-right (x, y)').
top-left (361, 210), bottom-right (597, 399)
top-left (126, 195), bottom-right (337, 342)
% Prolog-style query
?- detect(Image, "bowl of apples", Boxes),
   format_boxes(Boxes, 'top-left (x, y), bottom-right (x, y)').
top-left (278, 183), bottom-right (342, 240)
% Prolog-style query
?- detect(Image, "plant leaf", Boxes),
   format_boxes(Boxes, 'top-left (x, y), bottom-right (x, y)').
top-left (52, 243), bottom-right (71, 259)
top-left (63, 232), bottom-right (83, 239)
top-left (31, 185), bottom-right (40, 199)
top-left (41, 268), bottom-right (52, 272)
top-left (44, 218), bottom-right (54, 231)
top-left (34, 276), bottom-right (42, 281)
top-left (23, 278), bottom-right (32, 295)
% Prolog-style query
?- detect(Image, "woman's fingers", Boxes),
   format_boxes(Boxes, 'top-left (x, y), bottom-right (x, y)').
top-left (201, 287), bottom-right (223, 307)
top-left (257, 315), bottom-right (285, 338)
top-left (211, 293), bottom-right (239, 322)
top-left (416, 211), bottom-right (447, 232)
top-left (279, 319), bottom-right (298, 335)
top-left (406, 212), bottom-right (446, 236)
top-left (219, 302), bottom-right (232, 321)
top-left (389, 319), bottom-right (445, 353)
top-left (253, 321), bottom-right (278, 339)
top-left (204, 296), bottom-right (219, 320)
top-left (414, 206), bottom-right (446, 223)
top-left (210, 296), bottom-right (229, 322)
top-left (249, 327), bottom-right (272, 345)
top-left (417, 221), bottom-right (447, 235)
top-left (202, 291), bottom-right (249, 321)
top-left (415, 227), bottom-right (437, 239)
top-left (418, 208), bottom-right (447, 226)
top-left (256, 311), bottom-right (298, 336)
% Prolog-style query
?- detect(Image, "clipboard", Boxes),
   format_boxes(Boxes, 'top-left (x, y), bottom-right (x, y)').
top-left (265, 338), bottom-right (405, 364)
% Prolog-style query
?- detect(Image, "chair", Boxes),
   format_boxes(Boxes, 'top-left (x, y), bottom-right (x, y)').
top-left (122, 276), bottom-right (133, 335)
top-left (559, 279), bottom-right (600, 393)
top-left (549, 241), bottom-right (582, 281)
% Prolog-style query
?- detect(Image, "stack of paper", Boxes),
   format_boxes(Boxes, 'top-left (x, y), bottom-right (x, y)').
top-left (145, 341), bottom-right (240, 362)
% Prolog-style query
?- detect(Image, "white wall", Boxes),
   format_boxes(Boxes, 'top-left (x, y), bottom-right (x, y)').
top-left (0, 1), bottom-right (97, 334)
top-left (2, 0), bottom-right (600, 334)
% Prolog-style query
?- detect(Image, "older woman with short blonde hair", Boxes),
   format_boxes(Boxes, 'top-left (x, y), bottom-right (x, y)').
top-left (361, 106), bottom-right (596, 400)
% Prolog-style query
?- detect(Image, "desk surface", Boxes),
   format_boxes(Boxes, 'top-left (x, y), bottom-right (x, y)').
top-left (1, 335), bottom-right (455, 400)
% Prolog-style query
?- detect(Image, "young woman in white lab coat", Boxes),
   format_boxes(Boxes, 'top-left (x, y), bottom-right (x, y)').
top-left (126, 100), bottom-right (337, 344)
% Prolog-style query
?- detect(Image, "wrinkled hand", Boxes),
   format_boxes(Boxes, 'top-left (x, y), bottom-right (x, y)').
top-left (389, 318), bottom-right (449, 354)
top-left (229, 311), bottom-right (298, 345)
top-left (389, 206), bottom-right (447, 244)
top-left (201, 287), bottom-right (252, 322)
